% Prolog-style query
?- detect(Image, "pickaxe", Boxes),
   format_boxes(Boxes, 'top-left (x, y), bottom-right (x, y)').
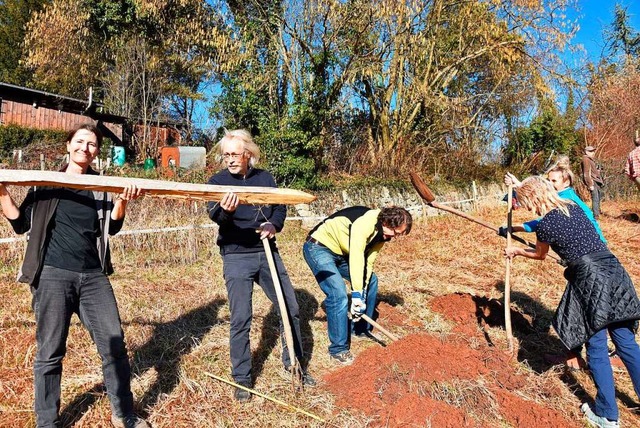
top-left (409, 172), bottom-right (561, 263)
top-left (360, 314), bottom-right (399, 342)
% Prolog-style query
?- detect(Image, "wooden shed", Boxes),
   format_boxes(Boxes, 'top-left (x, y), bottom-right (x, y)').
top-left (0, 82), bottom-right (183, 153)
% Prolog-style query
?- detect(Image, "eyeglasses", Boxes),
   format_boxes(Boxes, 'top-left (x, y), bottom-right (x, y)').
top-left (222, 152), bottom-right (246, 160)
top-left (384, 225), bottom-right (407, 237)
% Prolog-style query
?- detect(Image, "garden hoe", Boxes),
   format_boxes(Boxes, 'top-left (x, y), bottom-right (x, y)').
top-left (261, 236), bottom-right (304, 391)
top-left (347, 291), bottom-right (399, 342)
top-left (409, 172), bottom-right (561, 263)
top-left (360, 314), bottom-right (399, 342)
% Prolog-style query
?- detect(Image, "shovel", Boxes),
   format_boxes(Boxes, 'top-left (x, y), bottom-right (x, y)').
top-left (505, 185), bottom-right (514, 353)
top-left (409, 172), bottom-right (561, 263)
top-left (261, 236), bottom-right (303, 390)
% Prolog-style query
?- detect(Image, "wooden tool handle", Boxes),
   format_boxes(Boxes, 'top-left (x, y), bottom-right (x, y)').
top-left (262, 238), bottom-right (301, 387)
top-left (360, 314), bottom-right (398, 342)
top-left (505, 185), bottom-right (514, 353)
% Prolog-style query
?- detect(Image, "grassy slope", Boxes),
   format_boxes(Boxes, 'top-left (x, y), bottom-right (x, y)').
top-left (1, 198), bottom-right (639, 427)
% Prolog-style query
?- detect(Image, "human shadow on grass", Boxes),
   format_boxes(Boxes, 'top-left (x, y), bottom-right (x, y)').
top-left (132, 297), bottom-right (227, 410)
top-left (616, 210), bottom-right (640, 223)
top-left (375, 291), bottom-right (405, 308)
top-left (60, 384), bottom-right (105, 427)
top-left (59, 298), bottom-right (226, 426)
top-left (485, 280), bottom-right (573, 373)
top-left (251, 288), bottom-right (318, 382)
top-left (490, 281), bottom-right (640, 412)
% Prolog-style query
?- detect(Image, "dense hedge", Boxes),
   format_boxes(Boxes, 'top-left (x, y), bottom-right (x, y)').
top-left (0, 124), bottom-right (67, 160)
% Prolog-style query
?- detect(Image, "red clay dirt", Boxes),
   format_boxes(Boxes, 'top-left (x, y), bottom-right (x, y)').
top-left (323, 294), bottom-right (577, 427)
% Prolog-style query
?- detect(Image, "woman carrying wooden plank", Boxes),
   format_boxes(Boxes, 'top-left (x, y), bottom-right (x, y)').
top-left (0, 124), bottom-right (148, 428)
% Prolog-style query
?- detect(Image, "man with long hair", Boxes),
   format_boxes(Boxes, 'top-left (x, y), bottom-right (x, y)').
top-left (206, 129), bottom-right (315, 402)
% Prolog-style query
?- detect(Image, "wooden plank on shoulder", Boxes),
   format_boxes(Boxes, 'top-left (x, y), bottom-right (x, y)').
top-left (0, 169), bottom-right (316, 205)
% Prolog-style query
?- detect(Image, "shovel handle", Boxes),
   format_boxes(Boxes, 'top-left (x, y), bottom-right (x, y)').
top-left (505, 185), bottom-right (514, 353)
top-left (429, 200), bottom-right (561, 262)
top-left (360, 314), bottom-right (399, 342)
top-left (261, 237), bottom-right (301, 386)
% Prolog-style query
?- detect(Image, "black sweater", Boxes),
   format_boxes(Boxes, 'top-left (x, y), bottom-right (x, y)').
top-left (206, 168), bottom-right (286, 253)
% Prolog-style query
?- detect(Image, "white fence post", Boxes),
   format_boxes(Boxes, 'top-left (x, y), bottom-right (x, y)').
top-left (472, 180), bottom-right (478, 211)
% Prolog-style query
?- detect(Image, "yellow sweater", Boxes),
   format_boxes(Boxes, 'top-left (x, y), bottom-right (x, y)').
top-left (309, 207), bottom-right (386, 293)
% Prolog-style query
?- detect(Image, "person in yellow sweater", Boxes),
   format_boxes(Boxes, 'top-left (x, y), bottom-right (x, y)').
top-left (303, 206), bottom-right (412, 364)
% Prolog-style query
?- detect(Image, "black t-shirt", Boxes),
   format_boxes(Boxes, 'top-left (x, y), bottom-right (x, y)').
top-left (536, 203), bottom-right (608, 262)
top-left (43, 188), bottom-right (102, 272)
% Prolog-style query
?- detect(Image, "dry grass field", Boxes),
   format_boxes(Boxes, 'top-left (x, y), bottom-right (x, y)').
top-left (1, 194), bottom-right (640, 427)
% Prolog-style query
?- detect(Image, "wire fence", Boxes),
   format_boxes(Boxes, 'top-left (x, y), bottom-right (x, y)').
top-left (0, 190), bottom-right (505, 245)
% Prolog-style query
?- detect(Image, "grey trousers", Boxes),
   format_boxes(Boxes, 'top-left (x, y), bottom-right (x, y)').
top-left (590, 184), bottom-right (603, 218)
top-left (221, 250), bottom-right (303, 384)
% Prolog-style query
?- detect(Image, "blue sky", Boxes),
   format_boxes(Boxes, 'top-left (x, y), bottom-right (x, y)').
top-left (569, 1), bottom-right (640, 63)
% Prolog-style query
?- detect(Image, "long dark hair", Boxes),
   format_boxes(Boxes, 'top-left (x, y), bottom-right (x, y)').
top-left (66, 123), bottom-right (103, 149)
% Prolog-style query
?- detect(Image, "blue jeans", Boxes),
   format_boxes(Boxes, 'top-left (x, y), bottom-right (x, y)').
top-left (586, 320), bottom-right (640, 421)
top-left (303, 240), bottom-right (378, 356)
top-left (221, 250), bottom-right (303, 384)
top-left (31, 265), bottom-right (134, 427)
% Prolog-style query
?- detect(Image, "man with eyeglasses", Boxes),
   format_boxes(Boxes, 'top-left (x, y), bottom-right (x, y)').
top-left (206, 129), bottom-right (315, 402)
top-left (303, 206), bottom-right (412, 364)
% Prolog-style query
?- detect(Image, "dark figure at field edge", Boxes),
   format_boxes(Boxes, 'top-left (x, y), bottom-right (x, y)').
top-left (581, 145), bottom-right (605, 219)
top-left (624, 136), bottom-right (640, 192)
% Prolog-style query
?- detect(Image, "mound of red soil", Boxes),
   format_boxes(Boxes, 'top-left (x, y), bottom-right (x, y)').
top-left (375, 301), bottom-right (422, 329)
top-left (322, 293), bottom-right (577, 427)
top-left (430, 292), bottom-right (534, 337)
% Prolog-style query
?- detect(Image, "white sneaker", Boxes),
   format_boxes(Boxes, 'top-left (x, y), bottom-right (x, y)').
top-left (581, 403), bottom-right (620, 428)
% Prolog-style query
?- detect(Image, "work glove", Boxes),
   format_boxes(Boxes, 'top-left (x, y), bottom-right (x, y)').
top-left (497, 226), bottom-right (508, 238)
top-left (350, 291), bottom-right (366, 318)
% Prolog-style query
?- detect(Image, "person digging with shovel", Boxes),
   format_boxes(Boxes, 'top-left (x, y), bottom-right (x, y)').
top-left (303, 206), bottom-right (412, 365)
top-left (504, 176), bottom-right (640, 428)
top-left (501, 159), bottom-right (606, 371)
top-left (206, 129), bottom-right (315, 402)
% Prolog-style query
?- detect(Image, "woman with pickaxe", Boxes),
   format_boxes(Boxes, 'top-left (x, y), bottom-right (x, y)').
top-left (303, 206), bottom-right (412, 364)
top-left (504, 176), bottom-right (640, 428)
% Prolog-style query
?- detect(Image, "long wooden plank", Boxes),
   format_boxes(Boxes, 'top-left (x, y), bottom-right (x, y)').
top-left (0, 169), bottom-right (316, 205)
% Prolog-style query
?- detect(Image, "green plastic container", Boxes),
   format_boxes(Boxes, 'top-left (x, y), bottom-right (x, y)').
top-left (143, 158), bottom-right (156, 170)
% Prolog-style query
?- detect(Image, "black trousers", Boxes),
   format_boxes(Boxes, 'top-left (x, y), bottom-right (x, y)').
top-left (221, 250), bottom-right (303, 384)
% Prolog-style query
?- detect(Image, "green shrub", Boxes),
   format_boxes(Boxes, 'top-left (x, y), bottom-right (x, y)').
top-left (0, 124), bottom-right (67, 160)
